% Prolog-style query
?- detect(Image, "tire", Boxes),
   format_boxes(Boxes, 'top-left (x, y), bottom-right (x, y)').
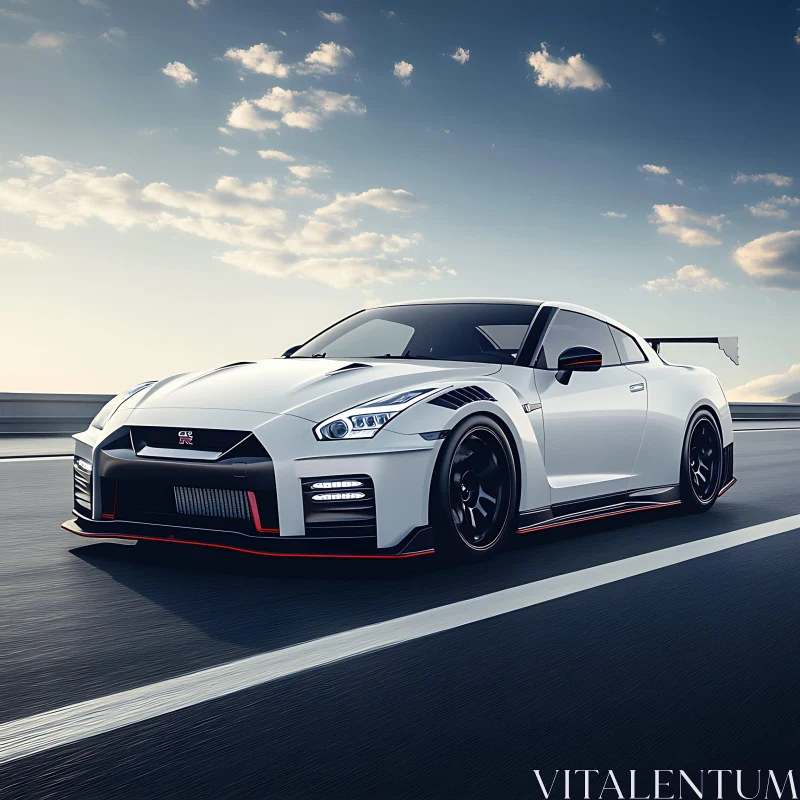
top-left (680, 409), bottom-right (723, 514)
top-left (430, 414), bottom-right (519, 562)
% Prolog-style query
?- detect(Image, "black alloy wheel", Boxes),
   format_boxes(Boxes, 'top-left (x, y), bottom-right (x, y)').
top-left (431, 415), bottom-right (518, 561)
top-left (680, 410), bottom-right (723, 513)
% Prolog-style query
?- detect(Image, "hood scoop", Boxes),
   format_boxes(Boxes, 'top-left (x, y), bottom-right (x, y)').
top-left (178, 361), bottom-right (256, 390)
top-left (325, 362), bottom-right (373, 376)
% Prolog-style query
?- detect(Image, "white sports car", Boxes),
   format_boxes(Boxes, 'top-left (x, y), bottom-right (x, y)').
top-left (64, 299), bottom-right (738, 561)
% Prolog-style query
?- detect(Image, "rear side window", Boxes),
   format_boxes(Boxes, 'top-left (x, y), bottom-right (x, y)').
top-left (611, 327), bottom-right (647, 364)
top-left (538, 310), bottom-right (621, 369)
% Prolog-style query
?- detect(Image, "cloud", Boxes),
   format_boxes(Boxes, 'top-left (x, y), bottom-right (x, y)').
top-left (162, 61), bottom-right (197, 86)
top-left (188, 0), bottom-right (210, 8)
top-left (28, 31), bottom-right (67, 50)
top-left (0, 238), bottom-right (49, 260)
top-left (602, 211), bottom-right (626, 218)
top-left (732, 172), bottom-right (792, 187)
top-left (652, 31), bottom-right (666, 45)
top-left (447, 47), bottom-right (469, 65)
top-left (393, 60), bottom-right (413, 85)
top-left (217, 146), bottom-right (238, 156)
top-left (214, 176), bottom-right (275, 201)
top-left (142, 182), bottom-right (284, 227)
top-left (227, 101), bottom-right (280, 132)
top-left (676, 178), bottom-right (684, 185)
top-left (297, 41), bottom-right (354, 75)
top-left (223, 43), bottom-right (290, 78)
top-left (733, 230), bottom-right (800, 289)
top-left (284, 185), bottom-right (327, 201)
top-left (227, 87), bottom-right (366, 132)
top-left (0, 8), bottom-right (37, 22)
top-left (100, 27), bottom-right (126, 43)
top-left (78, 0), bottom-right (106, 8)
top-left (315, 188), bottom-right (421, 217)
top-left (642, 264), bottom-right (728, 293)
top-left (526, 43), bottom-right (608, 90)
top-left (9, 155), bottom-right (71, 174)
top-left (745, 195), bottom-right (800, 219)
top-left (258, 149), bottom-right (295, 162)
top-left (318, 11), bottom-right (345, 23)
top-left (727, 364), bottom-right (800, 402)
top-left (0, 155), bottom-right (437, 289)
top-left (287, 164), bottom-right (330, 180)
top-left (638, 164), bottom-right (669, 175)
top-left (650, 204), bottom-right (725, 246)
top-left (217, 252), bottom-right (431, 287)
top-left (795, 27), bottom-right (800, 45)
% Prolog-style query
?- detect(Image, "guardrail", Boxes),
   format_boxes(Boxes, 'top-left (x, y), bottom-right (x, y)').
top-left (0, 393), bottom-right (113, 434)
top-left (1, 394), bottom-right (799, 435)
top-left (729, 402), bottom-right (800, 421)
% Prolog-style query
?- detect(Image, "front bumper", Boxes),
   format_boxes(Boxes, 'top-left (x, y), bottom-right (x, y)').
top-left (69, 410), bottom-right (442, 554)
top-left (62, 517), bottom-right (435, 559)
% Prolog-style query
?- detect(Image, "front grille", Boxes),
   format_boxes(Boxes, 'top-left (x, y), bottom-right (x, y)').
top-left (130, 427), bottom-right (251, 456)
top-left (428, 386), bottom-right (496, 410)
top-left (73, 457), bottom-right (91, 515)
top-left (173, 487), bottom-right (251, 520)
top-left (108, 480), bottom-right (277, 534)
top-left (302, 475), bottom-right (376, 538)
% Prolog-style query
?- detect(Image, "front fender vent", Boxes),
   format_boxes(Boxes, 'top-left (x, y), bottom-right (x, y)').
top-left (428, 386), bottom-right (496, 410)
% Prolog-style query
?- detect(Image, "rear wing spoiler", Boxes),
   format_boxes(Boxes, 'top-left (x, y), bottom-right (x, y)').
top-left (644, 337), bottom-right (739, 366)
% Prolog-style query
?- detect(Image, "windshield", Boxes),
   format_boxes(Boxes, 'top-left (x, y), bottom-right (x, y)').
top-left (290, 303), bottom-right (539, 365)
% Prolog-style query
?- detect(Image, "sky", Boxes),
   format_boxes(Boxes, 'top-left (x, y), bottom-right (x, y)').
top-left (1, 0), bottom-right (800, 399)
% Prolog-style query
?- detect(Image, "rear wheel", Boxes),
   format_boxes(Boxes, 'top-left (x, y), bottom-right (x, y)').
top-left (680, 410), bottom-right (723, 513)
top-left (430, 415), bottom-right (518, 562)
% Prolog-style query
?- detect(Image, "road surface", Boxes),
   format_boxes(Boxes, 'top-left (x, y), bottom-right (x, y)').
top-left (0, 428), bottom-right (798, 798)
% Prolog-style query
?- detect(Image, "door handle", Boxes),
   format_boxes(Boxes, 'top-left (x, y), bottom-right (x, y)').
top-left (629, 382), bottom-right (645, 393)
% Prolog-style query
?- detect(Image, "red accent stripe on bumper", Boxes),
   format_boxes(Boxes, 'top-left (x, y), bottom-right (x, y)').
top-left (63, 525), bottom-right (434, 560)
top-left (246, 491), bottom-right (279, 534)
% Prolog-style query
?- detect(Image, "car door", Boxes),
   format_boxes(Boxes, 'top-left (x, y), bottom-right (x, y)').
top-left (533, 310), bottom-right (648, 504)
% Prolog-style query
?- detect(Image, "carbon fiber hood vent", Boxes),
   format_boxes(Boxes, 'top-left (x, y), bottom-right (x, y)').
top-left (428, 386), bottom-right (496, 410)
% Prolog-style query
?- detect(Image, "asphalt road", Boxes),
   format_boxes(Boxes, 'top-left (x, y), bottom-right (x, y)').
top-left (0, 428), bottom-right (799, 799)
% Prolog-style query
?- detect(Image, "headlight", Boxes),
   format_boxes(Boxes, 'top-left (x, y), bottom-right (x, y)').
top-left (91, 381), bottom-right (156, 430)
top-left (314, 387), bottom-right (439, 441)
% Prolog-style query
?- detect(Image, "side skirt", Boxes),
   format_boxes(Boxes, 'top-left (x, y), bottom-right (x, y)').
top-left (517, 486), bottom-right (682, 534)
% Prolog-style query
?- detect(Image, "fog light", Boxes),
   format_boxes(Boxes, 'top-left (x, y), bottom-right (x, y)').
top-left (310, 480), bottom-right (363, 490)
top-left (311, 492), bottom-right (366, 502)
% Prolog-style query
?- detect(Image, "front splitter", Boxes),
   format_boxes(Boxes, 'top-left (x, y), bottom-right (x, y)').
top-left (62, 517), bottom-right (435, 560)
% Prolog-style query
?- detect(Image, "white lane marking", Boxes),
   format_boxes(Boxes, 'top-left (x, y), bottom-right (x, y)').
top-left (0, 455), bottom-right (72, 463)
top-left (1, 514), bottom-right (799, 766)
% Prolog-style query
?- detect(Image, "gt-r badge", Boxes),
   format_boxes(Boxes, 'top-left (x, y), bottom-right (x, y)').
top-left (178, 430), bottom-right (193, 446)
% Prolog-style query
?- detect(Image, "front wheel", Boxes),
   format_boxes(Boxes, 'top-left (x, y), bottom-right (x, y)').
top-left (680, 409), bottom-right (723, 514)
top-left (430, 415), bottom-right (518, 562)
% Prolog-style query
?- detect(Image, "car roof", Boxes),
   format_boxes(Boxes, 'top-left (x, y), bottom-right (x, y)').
top-left (374, 297), bottom-right (645, 343)
top-left (378, 297), bottom-right (543, 308)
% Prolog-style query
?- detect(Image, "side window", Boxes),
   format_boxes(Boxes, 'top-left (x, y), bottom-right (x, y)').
top-left (610, 327), bottom-right (647, 364)
top-left (538, 310), bottom-right (621, 369)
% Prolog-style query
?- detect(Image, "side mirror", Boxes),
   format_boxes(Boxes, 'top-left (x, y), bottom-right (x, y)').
top-left (556, 346), bottom-right (602, 385)
top-left (281, 344), bottom-right (302, 358)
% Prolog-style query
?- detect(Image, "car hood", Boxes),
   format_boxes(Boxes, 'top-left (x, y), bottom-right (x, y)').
top-left (128, 358), bottom-right (501, 423)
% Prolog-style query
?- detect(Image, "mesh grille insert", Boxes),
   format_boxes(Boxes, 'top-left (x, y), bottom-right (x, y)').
top-left (173, 487), bottom-right (252, 520)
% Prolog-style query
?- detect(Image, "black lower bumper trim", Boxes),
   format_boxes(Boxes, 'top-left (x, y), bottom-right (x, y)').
top-left (62, 517), bottom-right (435, 559)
